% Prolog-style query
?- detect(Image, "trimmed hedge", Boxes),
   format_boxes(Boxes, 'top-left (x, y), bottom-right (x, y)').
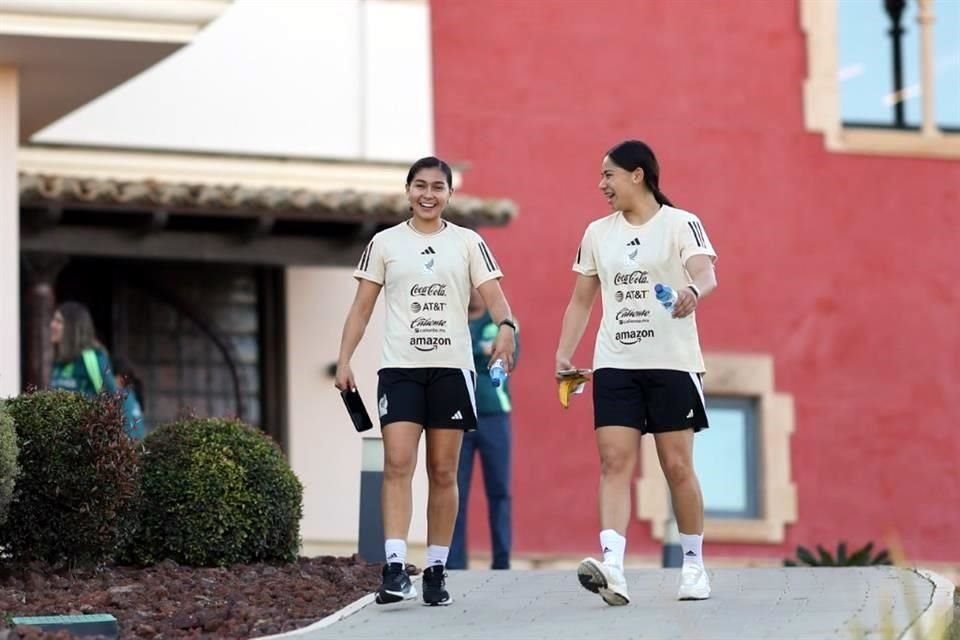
top-left (124, 417), bottom-right (303, 567)
top-left (0, 400), bottom-right (19, 527)
top-left (0, 390), bottom-right (139, 565)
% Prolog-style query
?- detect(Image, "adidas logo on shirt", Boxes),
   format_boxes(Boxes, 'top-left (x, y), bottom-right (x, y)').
top-left (451, 410), bottom-right (463, 420)
top-left (626, 238), bottom-right (641, 246)
top-left (421, 246), bottom-right (437, 255)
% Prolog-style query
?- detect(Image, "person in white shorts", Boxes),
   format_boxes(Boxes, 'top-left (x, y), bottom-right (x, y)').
top-left (335, 156), bottom-right (517, 607)
top-left (555, 139), bottom-right (718, 605)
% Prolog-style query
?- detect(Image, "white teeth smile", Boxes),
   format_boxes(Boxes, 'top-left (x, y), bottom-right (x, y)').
top-left (419, 202), bottom-right (436, 209)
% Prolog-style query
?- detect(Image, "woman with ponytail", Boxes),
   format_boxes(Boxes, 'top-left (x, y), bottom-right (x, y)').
top-left (554, 139), bottom-right (718, 605)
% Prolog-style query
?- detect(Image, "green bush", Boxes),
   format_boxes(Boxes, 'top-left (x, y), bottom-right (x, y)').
top-left (0, 400), bottom-right (19, 527)
top-left (784, 541), bottom-right (892, 567)
top-left (0, 390), bottom-right (140, 565)
top-left (124, 416), bottom-right (303, 567)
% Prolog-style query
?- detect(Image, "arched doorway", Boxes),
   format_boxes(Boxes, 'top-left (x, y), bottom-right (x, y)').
top-left (45, 256), bottom-right (286, 447)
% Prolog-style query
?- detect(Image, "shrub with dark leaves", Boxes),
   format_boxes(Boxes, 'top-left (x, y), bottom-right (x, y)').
top-left (0, 390), bottom-right (140, 566)
top-left (0, 399), bottom-right (19, 527)
top-left (124, 416), bottom-right (303, 567)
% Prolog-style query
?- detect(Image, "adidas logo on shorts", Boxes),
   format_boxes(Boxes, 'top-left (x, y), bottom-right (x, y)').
top-left (451, 411), bottom-right (463, 420)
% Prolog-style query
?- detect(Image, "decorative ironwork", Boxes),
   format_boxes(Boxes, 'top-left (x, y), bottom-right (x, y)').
top-left (884, 0), bottom-right (908, 128)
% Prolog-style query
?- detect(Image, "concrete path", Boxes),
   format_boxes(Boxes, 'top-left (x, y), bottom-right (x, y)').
top-left (269, 567), bottom-right (955, 640)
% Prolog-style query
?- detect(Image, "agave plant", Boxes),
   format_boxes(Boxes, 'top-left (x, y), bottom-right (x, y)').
top-left (784, 541), bottom-right (892, 567)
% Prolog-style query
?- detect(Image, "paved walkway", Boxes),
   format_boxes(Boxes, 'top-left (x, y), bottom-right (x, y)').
top-left (275, 567), bottom-right (955, 640)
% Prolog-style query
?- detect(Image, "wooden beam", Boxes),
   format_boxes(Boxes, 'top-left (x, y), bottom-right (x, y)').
top-left (20, 226), bottom-right (368, 267)
top-left (241, 214), bottom-right (275, 240)
top-left (144, 209), bottom-right (169, 233)
top-left (20, 253), bottom-right (69, 390)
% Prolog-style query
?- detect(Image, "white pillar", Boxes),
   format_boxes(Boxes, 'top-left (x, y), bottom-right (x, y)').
top-left (917, 0), bottom-right (938, 137)
top-left (286, 266), bottom-right (431, 556)
top-left (0, 67), bottom-right (20, 398)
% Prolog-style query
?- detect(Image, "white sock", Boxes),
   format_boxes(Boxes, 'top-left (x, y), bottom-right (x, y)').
top-left (679, 533), bottom-right (704, 567)
top-left (426, 545), bottom-right (449, 567)
top-left (385, 539), bottom-right (406, 565)
top-left (600, 529), bottom-right (626, 569)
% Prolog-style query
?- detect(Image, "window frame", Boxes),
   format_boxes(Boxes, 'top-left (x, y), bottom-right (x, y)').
top-left (699, 395), bottom-right (761, 520)
top-left (635, 353), bottom-right (797, 544)
top-left (801, 0), bottom-right (960, 159)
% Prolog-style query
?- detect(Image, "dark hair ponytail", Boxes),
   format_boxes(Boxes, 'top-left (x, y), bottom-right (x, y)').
top-left (606, 140), bottom-right (674, 207)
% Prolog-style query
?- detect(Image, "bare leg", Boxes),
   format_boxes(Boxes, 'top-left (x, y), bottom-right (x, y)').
top-left (425, 428), bottom-right (464, 545)
top-left (382, 422), bottom-right (423, 540)
top-left (596, 426), bottom-right (641, 533)
top-left (654, 429), bottom-right (703, 534)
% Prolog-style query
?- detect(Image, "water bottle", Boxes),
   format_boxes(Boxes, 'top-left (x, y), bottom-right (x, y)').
top-left (655, 283), bottom-right (677, 311)
top-left (490, 358), bottom-right (507, 388)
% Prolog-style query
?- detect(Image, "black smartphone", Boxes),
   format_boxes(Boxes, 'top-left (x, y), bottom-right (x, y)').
top-left (341, 388), bottom-right (373, 432)
top-left (558, 368), bottom-right (591, 379)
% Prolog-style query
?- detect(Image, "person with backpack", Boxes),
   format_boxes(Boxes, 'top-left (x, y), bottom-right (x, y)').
top-left (49, 301), bottom-right (146, 439)
top-left (50, 302), bottom-right (118, 396)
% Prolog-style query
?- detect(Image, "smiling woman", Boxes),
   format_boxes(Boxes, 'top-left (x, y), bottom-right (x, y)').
top-left (405, 157), bottom-right (452, 230)
top-left (333, 155), bottom-right (518, 608)
top-left (556, 139), bottom-right (719, 606)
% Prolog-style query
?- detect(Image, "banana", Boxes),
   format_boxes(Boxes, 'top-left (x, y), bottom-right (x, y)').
top-left (558, 375), bottom-right (588, 409)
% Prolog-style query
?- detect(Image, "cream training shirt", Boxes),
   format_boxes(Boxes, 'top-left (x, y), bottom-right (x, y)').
top-left (354, 220), bottom-right (503, 372)
top-left (572, 206), bottom-right (717, 373)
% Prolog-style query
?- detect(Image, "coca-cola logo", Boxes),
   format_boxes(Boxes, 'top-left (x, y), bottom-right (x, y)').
top-left (616, 308), bottom-right (651, 325)
top-left (613, 270), bottom-right (649, 286)
top-left (410, 317), bottom-right (447, 333)
top-left (410, 283), bottom-right (448, 297)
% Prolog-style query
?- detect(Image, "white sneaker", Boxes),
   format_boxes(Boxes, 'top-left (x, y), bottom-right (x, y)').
top-left (577, 557), bottom-right (630, 606)
top-left (677, 563), bottom-right (711, 600)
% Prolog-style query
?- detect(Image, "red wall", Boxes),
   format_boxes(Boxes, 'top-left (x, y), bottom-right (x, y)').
top-left (431, 0), bottom-right (960, 564)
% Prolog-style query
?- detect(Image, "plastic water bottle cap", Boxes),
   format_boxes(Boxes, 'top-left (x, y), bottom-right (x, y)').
top-left (655, 283), bottom-right (664, 294)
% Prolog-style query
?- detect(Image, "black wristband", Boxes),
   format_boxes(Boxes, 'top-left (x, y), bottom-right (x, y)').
top-left (499, 319), bottom-right (517, 331)
top-left (687, 284), bottom-right (701, 299)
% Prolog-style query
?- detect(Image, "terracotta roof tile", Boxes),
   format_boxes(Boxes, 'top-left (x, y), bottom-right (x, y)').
top-left (18, 173), bottom-right (518, 226)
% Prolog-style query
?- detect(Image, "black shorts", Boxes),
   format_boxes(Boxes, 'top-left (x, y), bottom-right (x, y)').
top-left (376, 367), bottom-right (477, 431)
top-left (592, 368), bottom-right (709, 434)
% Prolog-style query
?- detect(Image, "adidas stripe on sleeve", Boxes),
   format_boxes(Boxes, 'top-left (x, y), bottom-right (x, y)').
top-left (572, 224), bottom-right (598, 276)
top-left (468, 235), bottom-right (503, 286)
top-left (678, 214), bottom-right (717, 265)
top-left (353, 236), bottom-right (386, 284)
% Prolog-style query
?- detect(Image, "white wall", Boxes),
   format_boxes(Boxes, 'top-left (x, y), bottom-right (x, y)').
top-left (0, 67), bottom-right (19, 399)
top-left (286, 266), bottom-right (432, 547)
top-left (27, 0), bottom-right (438, 551)
top-left (33, 0), bottom-right (434, 162)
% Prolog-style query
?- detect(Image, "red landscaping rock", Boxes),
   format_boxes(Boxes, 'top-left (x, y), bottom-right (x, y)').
top-left (0, 555), bottom-right (383, 639)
